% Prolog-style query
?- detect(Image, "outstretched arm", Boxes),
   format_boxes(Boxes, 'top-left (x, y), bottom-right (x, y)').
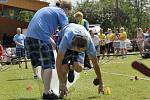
top-left (56, 50), bottom-right (66, 93)
top-left (56, 50), bottom-right (65, 84)
top-left (90, 56), bottom-right (104, 93)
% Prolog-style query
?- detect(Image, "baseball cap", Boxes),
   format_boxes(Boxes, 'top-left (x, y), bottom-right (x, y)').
top-left (120, 27), bottom-right (124, 30)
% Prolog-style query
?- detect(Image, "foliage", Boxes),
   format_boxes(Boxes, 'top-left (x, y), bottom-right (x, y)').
top-left (73, 0), bottom-right (150, 38)
top-left (18, 10), bottom-right (35, 22)
top-left (0, 8), bottom-right (34, 22)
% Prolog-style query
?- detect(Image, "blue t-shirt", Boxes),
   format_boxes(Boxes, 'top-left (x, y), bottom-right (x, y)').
top-left (13, 34), bottom-right (26, 48)
top-left (26, 6), bottom-right (68, 43)
top-left (83, 19), bottom-right (89, 30)
top-left (59, 23), bottom-right (97, 57)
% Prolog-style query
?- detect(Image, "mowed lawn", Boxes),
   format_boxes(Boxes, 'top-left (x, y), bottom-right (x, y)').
top-left (0, 54), bottom-right (150, 100)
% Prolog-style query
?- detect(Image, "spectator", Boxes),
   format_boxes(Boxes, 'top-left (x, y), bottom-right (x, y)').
top-left (113, 29), bottom-right (120, 56)
top-left (0, 41), bottom-right (4, 60)
top-left (90, 30), bottom-right (100, 62)
top-left (51, 29), bottom-right (61, 51)
top-left (144, 28), bottom-right (150, 49)
top-left (119, 27), bottom-right (127, 58)
top-left (98, 29), bottom-right (106, 59)
top-left (105, 28), bottom-right (115, 57)
top-left (13, 27), bottom-right (26, 68)
top-left (74, 11), bottom-right (91, 69)
top-left (74, 11), bottom-right (89, 30)
top-left (136, 28), bottom-right (144, 57)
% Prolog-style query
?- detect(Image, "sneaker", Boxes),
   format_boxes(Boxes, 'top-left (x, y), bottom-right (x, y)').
top-left (84, 61), bottom-right (92, 69)
top-left (68, 66), bottom-right (75, 83)
top-left (42, 91), bottom-right (59, 99)
top-left (83, 67), bottom-right (90, 70)
top-left (59, 96), bottom-right (64, 99)
top-left (34, 75), bottom-right (39, 79)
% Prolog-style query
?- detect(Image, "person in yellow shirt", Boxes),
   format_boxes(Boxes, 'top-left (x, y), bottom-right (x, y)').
top-left (119, 30), bottom-right (127, 41)
top-left (98, 29), bottom-right (106, 59)
top-left (119, 27), bottom-right (127, 58)
top-left (106, 28), bottom-right (115, 56)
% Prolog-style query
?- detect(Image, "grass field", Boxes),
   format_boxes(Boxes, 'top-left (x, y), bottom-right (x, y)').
top-left (0, 55), bottom-right (150, 100)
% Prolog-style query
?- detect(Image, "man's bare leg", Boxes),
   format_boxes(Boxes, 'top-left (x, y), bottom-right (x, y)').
top-left (42, 68), bottom-right (52, 94)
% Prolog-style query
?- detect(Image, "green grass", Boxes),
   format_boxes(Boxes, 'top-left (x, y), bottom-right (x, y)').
top-left (0, 55), bottom-right (150, 100)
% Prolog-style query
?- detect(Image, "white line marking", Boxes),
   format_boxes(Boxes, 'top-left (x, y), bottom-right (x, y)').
top-left (102, 71), bottom-right (150, 81)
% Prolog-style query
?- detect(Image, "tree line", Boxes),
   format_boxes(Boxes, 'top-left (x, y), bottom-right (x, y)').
top-left (70, 0), bottom-right (150, 38)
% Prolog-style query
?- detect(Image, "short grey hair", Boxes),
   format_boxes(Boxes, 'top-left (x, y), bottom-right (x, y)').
top-left (60, 0), bottom-right (72, 11)
top-left (17, 27), bottom-right (21, 31)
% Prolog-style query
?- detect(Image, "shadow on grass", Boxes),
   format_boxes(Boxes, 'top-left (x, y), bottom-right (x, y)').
top-left (7, 78), bottom-right (31, 81)
top-left (85, 96), bottom-right (100, 99)
top-left (10, 97), bottom-right (72, 100)
top-left (9, 98), bottom-right (39, 100)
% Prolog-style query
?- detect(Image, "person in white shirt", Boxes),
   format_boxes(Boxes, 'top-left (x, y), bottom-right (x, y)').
top-left (90, 30), bottom-right (100, 62)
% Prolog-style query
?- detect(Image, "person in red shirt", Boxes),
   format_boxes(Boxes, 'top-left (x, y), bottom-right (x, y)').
top-left (0, 42), bottom-right (4, 60)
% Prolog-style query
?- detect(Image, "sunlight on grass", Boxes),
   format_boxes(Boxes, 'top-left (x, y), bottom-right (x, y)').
top-left (0, 55), bottom-right (150, 100)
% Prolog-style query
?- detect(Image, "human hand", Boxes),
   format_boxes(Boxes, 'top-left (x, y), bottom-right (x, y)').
top-left (98, 82), bottom-right (104, 94)
top-left (59, 84), bottom-right (68, 98)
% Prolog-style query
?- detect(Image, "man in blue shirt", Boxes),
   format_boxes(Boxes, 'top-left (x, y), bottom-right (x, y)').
top-left (56, 23), bottom-right (103, 98)
top-left (13, 27), bottom-right (26, 68)
top-left (25, 0), bottom-right (72, 99)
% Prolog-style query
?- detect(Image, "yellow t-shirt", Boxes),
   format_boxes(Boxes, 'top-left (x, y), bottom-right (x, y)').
top-left (98, 33), bottom-right (106, 46)
top-left (99, 33), bottom-right (105, 39)
top-left (119, 31), bottom-right (127, 41)
top-left (107, 33), bottom-right (115, 42)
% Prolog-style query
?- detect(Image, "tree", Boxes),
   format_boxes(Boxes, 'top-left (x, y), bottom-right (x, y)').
top-left (73, 0), bottom-right (150, 38)
top-left (18, 10), bottom-right (35, 22)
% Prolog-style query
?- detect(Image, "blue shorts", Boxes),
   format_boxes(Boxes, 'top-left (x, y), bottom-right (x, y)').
top-left (16, 48), bottom-right (25, 58)
top-left (25, 37), bottom-right (55, 69)
top-left (62, 49), bottom-right (85, 65)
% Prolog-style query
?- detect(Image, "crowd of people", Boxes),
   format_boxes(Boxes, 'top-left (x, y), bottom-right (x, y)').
top-left (88, 27), bottom-right (128, 60)
top-left (90, 26), bottom-right (150, 60)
